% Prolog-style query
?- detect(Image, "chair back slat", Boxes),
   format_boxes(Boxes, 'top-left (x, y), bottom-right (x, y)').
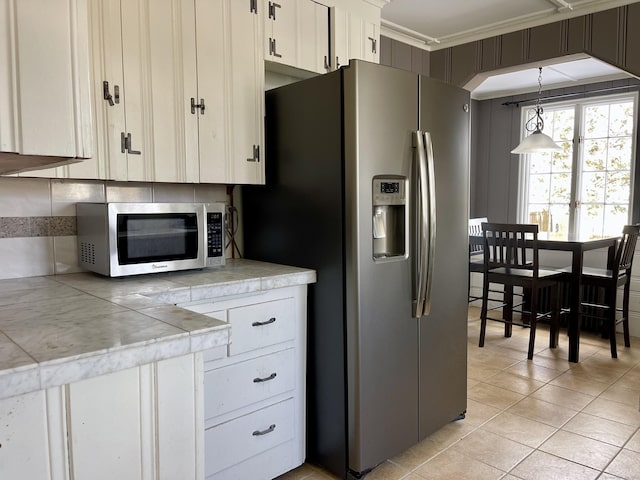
top-left (616, 224), bottom-right (640, 273)
top-left (482, 222), bottom-right (539, 274)
top-left (469, 217), bottom-right (488, 256)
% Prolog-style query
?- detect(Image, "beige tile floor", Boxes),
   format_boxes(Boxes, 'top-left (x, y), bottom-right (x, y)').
top-left (277, 306), bottom-right (640, 480)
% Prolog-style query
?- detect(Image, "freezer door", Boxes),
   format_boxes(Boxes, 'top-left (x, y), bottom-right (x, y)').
top-left (343, 60), bottom-right (421, 475)
top-left (418, 75), bottom-right (470, 439)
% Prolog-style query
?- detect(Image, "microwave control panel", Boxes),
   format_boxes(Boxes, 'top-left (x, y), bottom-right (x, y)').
top-left (207, 212), bottom-right (224, 258)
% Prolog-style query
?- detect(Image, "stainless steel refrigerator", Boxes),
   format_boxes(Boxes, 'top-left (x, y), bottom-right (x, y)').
top-left (242, 60), bottom-right (469, 479)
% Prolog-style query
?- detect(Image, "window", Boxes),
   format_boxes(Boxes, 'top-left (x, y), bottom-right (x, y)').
top-left (518, 93), bottom-right (638, 240)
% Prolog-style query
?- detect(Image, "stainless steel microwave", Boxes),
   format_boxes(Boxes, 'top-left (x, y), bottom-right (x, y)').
top-left (76, 202), bottom-right (226, 277)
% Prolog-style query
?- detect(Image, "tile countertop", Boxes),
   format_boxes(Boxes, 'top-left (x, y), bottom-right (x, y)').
top-left (0, 259), bottom-right (316, 400)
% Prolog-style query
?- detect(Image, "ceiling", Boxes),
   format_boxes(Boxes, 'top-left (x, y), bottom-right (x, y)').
top-left (380, 0), bottom-right (639, 98)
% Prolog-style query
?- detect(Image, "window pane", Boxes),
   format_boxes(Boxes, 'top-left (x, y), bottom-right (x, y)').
top-left (582, 139), bottom-right (607, 170)
top-left (605, 170), bottom-right (631, 204)
top-left (608, 137), bottom-right (632, 171)
top-left (530, 153), bottom-right (552, 173)
top-left (578, 204), bottom-right (604, 239)
top-left (548, 204), bottom-right (570, 239)
top-left (604, 204), bottom-right (628, 237)
top-left (584, 104), bottom-right (610, 138)
top-left (581, 171), bottom-right (606, 203)
top-left (609, 101), bottom-right (634, 136)
top-left (529, 174), bottom-right (550, 203)
top-left (550, 172), bottom-right (571, 202)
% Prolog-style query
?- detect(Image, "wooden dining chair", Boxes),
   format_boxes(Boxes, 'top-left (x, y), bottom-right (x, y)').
top-left (579, 224), bottom-right (640, 358)
top-left (468, 217), bottom-right (488, 303)
top-left (479, 222), bottom-right (563, 359)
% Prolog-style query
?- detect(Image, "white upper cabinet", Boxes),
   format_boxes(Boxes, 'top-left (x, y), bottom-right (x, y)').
top-left (329, 2), bottom-right (381, 70)
top-left (89, 0), bottom-right (264, 185)
top-left (0, 0), bottom-right (93, 172)
top-left (263, 0), bottom-right (329, 75)
top-left (298, 0), bottom-right (330, 74)
top-left (89, 0), bottom-right (199, 183)
top-left (225, 0), bottom-right (265, 185)
top-left (263, 0), bottom-right (298, 66)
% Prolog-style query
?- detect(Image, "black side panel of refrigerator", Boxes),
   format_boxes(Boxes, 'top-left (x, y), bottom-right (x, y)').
top-left (418, 76), bottom-right (470, 438)
top-left (242, 71), bottom-right (348, 477)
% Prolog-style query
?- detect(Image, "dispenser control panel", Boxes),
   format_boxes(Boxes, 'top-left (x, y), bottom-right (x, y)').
top-left (373, 177), bottom-right (406, 206)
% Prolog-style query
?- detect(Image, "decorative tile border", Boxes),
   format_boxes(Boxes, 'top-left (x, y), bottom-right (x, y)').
top-left (0, 216), bottom-right (77, 239)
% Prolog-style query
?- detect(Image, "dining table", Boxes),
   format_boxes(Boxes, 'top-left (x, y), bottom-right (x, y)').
top-left (469, 232), bottom-right (620, 362)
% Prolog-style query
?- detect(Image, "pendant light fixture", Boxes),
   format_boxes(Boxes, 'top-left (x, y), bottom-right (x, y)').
top-left (511, 67), bottom-right (562, 154)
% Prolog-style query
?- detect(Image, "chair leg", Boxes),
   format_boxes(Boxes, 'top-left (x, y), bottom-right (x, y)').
top-left (479, 274), bottom-right (489, 348)
top-left (528, 287), bottom-right (538, 360)
top-left (504, 285), bottom-right (514, 338)
top-left (606, 286), bottom-right (618, 358)
top-left (623, 278), bottom-right (631, 348)
top-left (549, 285), bottom-right (559, 349)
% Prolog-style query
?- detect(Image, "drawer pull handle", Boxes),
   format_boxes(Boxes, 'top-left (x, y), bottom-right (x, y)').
top-left (253, 372), bottom-right (277, 383)
top-left (252, 317), bottom-right (276, 327)
top-left (252, 424), bottom-right (276, 436)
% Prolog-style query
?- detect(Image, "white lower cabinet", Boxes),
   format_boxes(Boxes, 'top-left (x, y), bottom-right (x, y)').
top-left (0, 353), bottom-right (206, 480)
top-left (181, 285), bottom-right (307, 480)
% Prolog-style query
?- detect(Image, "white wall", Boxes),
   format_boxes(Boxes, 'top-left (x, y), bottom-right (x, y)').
top-left (0, 177), bottom-right (230, 280)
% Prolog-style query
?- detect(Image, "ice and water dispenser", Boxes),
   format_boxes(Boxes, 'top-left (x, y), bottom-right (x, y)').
top-left (372, 176), bottom-right (407, 260)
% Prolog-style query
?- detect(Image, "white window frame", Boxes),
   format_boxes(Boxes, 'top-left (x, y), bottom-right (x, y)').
top-left (517, 91), bottom-right (638, 239)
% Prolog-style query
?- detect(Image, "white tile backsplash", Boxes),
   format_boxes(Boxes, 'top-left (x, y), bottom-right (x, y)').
top-left (0, 178), bottom-right (51, 216)
top-left (0, 237), bottom-right (55, 279)
top-left (153, 183), bottom-right (197, 202)
top-left (53, 236), bottom-right (81, 275)
top-left (105, 182), bottom-right (153, 202)
top-left (51, 179), bottom-right (105, 216)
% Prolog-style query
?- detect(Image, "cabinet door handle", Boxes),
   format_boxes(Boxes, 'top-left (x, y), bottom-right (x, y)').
top-left (368, 37), bottom-right (377, 54)
top-left (268, 1), bottom-right (281, 19)
top-left (253, 372), bottom-right (277, 383)
top-left (336, 56), bottom-right (340, 69)
top-left (252, 317), bottom-right (276, 327)
top-left (269, 38), bottom-right (282, 58)
top-left (249, 0), bottom-right (257, 14)
top-left (252, 424), bottom-right (276, 436)
top-left (191, 97), bottom-right (205, 114)
top-left (121, 132), bottom-right (141, 155)
top-left (103, 82), bottom-right (120, 106)
top-left (246, 145), bottom-right (260, 162)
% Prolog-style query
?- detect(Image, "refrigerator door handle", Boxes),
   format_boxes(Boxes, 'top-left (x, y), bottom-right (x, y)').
top-left (412, 131), bottom-right (436, 318)
top-left (412, 131), bottom-right (428, 317)
top-left (422, 131), bottom-right (437, 316)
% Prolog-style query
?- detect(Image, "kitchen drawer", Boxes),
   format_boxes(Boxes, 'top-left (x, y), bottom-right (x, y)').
top-left (206, 438), bottom-right (299, 480)
top-left (204, 398), bottom-right (294, 477)
top-left (204, 348), bottom-right (295, 420)
top-left (227, 298), bottom-right (295, 355)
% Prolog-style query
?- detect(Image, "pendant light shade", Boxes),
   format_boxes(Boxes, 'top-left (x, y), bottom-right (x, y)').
top-left (511, 129), bottom-right (562, 154)
top-left (511, 67), bottom-right (562, 155)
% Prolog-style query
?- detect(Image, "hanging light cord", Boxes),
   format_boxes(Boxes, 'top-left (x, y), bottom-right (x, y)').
top-left (525, 67), bottom-right (545, 133)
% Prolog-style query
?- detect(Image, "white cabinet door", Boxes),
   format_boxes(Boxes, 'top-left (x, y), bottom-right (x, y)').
top-left (263, 0), bottom-right (297, 66)
top-left (298, 0), bottom-right (330, 74)
top-left (195, 0), bottom-right (227, 183)
top-left (349, 15), bottom-right (379, 63)
top-left (228, 0), bottom-right (265, 185)
top-left (0, 388), bottom-right (68, 480)
top-left (0, 0), bottom-right (92, 161)
top-left (329, 6), bottom-right (348, 70)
